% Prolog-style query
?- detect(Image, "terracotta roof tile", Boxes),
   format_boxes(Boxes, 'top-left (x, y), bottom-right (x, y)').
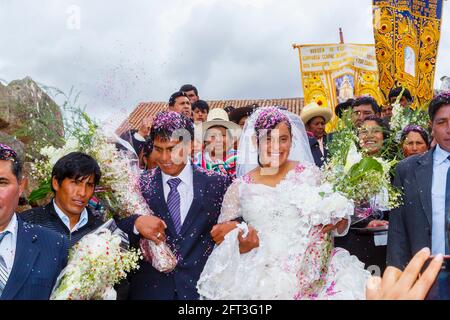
top-left (116, 97), bottom-right (304, 135)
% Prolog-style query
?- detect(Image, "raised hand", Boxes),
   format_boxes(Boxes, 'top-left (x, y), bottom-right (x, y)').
top-left (366, 247), bottom-right (443, 300)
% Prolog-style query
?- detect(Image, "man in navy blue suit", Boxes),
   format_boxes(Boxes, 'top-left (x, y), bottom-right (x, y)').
top-left (0, 144), bottom-right (68, 300)
top-left (123, 111), bottom-right (232, 300)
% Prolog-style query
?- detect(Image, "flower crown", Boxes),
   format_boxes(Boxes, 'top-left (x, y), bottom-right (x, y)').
top-left (435, 90), bottom-right (450, 100)
top-left (254, 106), bottom-right (291, 138)
top-left (0, 143), bottom-right (18, 162)
top-left (151, 111), bottom-right (193, 136)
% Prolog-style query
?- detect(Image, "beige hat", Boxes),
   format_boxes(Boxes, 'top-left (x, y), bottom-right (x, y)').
top-left (300, 102), bottom-right (333, 125)
top-left (202, 108), bottom-right (241, 135)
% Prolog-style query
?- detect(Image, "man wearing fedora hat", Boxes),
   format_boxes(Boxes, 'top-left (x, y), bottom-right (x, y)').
top-left (301, 102), bottom-right (333, 168)
top-left (192, 108), bottom-right (241, 180)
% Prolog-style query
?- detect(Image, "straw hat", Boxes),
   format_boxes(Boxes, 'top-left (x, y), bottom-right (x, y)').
top-left (202, 108), bottom-right (241, 134)
top-left (300, 102), bottom-right (333, 125)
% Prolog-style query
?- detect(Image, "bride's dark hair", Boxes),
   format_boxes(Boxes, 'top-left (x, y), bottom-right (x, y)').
top-left (254, 106), bottom-right (292, 167)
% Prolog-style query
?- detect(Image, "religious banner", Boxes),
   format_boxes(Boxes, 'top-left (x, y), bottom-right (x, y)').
top-left (293, 43), bottom-right (382, 131)
top-left (372, 0), bottom-right (444, 107)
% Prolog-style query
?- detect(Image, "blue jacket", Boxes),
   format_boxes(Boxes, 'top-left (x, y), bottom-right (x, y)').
top-left (1, 216), bottom-right (69, 300)
top-left (126, 165), bottom-right (229, 300)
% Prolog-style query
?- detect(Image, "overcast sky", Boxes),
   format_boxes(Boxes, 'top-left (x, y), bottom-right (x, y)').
top-left (1, 0), bottom-right (449, 125)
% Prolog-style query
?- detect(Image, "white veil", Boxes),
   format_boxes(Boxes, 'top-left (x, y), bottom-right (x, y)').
top-left (236, 106), bottom-right (314, 178)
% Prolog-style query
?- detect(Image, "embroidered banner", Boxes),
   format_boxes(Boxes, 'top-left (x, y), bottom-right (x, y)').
top-left (373, 0), bottom-right (444, 106)
top-left (293, 43), bottom-right (381, 131)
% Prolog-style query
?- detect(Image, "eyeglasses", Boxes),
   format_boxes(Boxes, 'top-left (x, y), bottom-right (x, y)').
top-left (352, 110), bottom-right (375, 117)
top-left (358, 127), bottom-right (384, 136)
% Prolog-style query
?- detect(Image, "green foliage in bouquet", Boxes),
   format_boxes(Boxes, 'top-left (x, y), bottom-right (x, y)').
top-left (326, 109), bottom-right (358, 166)
top-left (324, 111), bottom-right (402, 209)
top-left (28, 99), bottom-right (145, 219)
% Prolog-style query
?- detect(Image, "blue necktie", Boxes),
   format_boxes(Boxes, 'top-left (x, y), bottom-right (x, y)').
top-left (167, 178), bottom-right (182, 234)
top-left (0, 231), bottom-right (10, 297)
top-left (445, 157), bottom-right (450, 255)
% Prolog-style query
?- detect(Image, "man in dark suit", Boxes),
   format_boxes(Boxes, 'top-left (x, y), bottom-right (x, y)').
top-left (20, 152), bottom-right (166, 299)
top-left (0, 143), bottom-right (68, 300)
top-left (121, 111), bottom-right (230, 300)
top-left (387, 93), bottom-right (450, 270)
top-left (21, 153), bottom-right (104, 247)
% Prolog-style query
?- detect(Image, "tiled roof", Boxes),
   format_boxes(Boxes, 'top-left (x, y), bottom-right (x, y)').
top-left (116, 97), bottom-right (304, 135)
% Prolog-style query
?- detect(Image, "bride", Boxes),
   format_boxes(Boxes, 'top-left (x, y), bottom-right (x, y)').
top-left (196, 106), bottom-right (370, 300)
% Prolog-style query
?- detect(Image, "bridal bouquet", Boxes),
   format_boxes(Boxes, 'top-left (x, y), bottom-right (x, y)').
top-left (29, 110), bottom-right (178, 273)
top-left (323, 113), bottom-right (401, 211)
top-left (50, 220), bottom-right (140, 300)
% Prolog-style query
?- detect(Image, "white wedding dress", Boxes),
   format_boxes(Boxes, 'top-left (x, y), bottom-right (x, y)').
top-left (197, 163), bottom-right (370, 300)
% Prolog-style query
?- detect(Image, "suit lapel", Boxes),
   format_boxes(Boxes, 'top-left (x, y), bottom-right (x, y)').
top-left (180, 166), bottom-right (205, 237)
top-left (414, 150), bottom-right (434, 229)
top-left (1, 218), bottom-right (40, 300)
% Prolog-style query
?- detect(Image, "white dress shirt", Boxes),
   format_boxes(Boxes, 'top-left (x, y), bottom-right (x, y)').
top-left (133, 132), bottom-right (146, 142)
top-left (431, 144), bottom-right (450, 255)
top-left (53, 200), bottom-right (89, 233)
top-left (0, 214), bottom-right (18, 273)
top-left (317, 137), bottom-right (325, 156)
top-left (161, 163), bottom-right (194, 225)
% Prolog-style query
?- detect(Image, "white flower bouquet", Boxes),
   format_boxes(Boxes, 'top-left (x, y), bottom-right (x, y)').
top-left (324, 113), bottom-right (401, 211)
top-left (30, 110), bottom-right (178, 274)
top-left (50, 220), bottom-right (141, 300)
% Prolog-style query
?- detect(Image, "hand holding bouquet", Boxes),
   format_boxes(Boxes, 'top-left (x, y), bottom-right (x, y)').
top-left (30, 110), bottom-right (178, 274)
top-left (50, 220), bottom-right (141, 300)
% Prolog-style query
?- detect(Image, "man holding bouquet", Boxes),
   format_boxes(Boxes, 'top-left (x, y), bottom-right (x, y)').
top-left (124, 111), bottom-right (230, 300)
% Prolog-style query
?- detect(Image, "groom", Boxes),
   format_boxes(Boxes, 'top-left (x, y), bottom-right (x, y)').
top-left (125, 111), bottom-right (230, 300)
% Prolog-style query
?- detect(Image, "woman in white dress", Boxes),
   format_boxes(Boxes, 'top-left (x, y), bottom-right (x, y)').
top-left (197, 106), bottom-right (371, 300)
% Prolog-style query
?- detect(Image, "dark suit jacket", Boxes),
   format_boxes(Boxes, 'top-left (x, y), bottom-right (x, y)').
top-left (0, 216), bottom-right (69, 300)
top-left (118, 130), bottom-right (147, 156)
top-left (387, 149), bottom-right (435, 270)
top-left (309, 134), bottom-right (331, 168)
top-left (124, 165), bottom-right (229, 300)
top-left (20, 201), bottom-right (140, 300)
top-left (20, 202), bottom-right (104, 248)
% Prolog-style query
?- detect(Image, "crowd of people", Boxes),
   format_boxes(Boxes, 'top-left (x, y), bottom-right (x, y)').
top-left (0, 82), bottom-right (448, 300)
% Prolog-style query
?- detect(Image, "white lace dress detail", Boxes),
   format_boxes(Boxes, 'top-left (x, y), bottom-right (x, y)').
top-left (197, 163), bottom-right (370, 300)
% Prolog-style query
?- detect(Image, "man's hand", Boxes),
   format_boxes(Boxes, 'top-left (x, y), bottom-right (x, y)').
top-left (366, 247), bottom-right (443, 300)
top-left (138, 116), bottom-right (154, 138)
top-left (367, 220), bottom-right (389, 228)
top-left (238, 227), bottom-right (259, 254)
top-left (321, 219), bottom-right (349, 234)
top-left (210, 221), bottom-right (238, 245)
top-left (135, 215), bottom-right (167, 245)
